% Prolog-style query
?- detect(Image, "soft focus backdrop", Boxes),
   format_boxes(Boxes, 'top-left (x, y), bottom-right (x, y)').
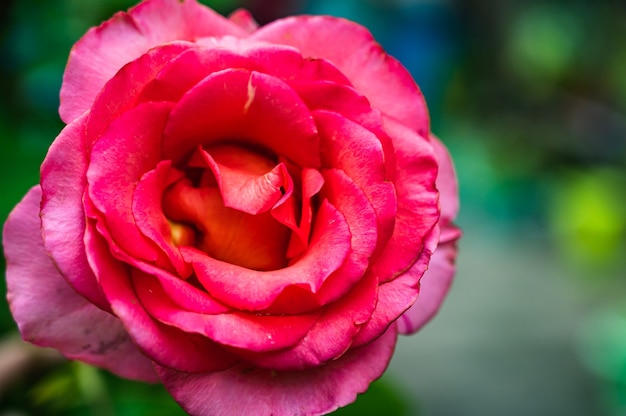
top-left (1, 0), bottom-right (625, 415)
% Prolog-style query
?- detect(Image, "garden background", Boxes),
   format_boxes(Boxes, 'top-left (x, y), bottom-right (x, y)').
top-left (1, 0), bottom-right (625, 415)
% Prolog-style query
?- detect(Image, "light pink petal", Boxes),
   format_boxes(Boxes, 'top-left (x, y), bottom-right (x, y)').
top-left (398, 135), bottom-right (460, 333)
top-left (252, 15), bottom-right (429, 136)
top-left (133, 273), bottom-right (319, 352)
top-left (40, 113), bottom-right (109, 310)
top-left (60, 0), bottom-right (246, 123)
top-left (180, 200), bottom-right (350, 311)
top-left (84, 217), bottom-right (239, 373)
top-left (397, 235), bottom-right (460, 334)
top-left (3, 187), bottom-right (157, 382)
top-left (157, 325), bottom-right (398, 416)
top-left (87, 101), bottom-right (174, 268)
top-left (431, 134), bottom-right (460, 228)
top-left (228, 8), bottom-right (259, 33)
top-left (370, 116), bottom-right (440, 284)
top-left (352, 225), bottom-right (440, 347)
top-left (163, 69), bottom-right (320, 167)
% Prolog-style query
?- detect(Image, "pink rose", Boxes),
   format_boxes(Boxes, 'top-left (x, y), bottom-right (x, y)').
top-left (2, 1), bottom-right (460, 415)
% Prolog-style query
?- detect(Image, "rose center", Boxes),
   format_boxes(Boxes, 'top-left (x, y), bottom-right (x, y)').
top-left (162, 145), bottom-right (291, 271)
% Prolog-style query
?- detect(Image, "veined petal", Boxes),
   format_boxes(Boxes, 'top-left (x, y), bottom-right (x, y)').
top-left (40, 113), bottom-right (109, 310)
top-left (4, 187), bottom-right (157, 382)
top-left (235, 271), bottom-right (378, 371)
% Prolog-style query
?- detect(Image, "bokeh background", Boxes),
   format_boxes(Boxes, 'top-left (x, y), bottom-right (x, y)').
top-left (1, 0), bottom-right (625, 415)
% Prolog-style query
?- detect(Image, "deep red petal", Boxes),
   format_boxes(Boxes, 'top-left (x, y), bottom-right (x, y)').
top-left (134, 273), bottom-right (320, 352)
top-left (180, 200), bottom-right (350, 310)
top-left (162, 69), bottom-right (320, 167)
top-left (87, 101), bottom-right (173, 267)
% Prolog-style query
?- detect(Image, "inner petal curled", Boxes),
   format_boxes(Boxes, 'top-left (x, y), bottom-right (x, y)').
top-left (162, 145), bottom-right (292, 271)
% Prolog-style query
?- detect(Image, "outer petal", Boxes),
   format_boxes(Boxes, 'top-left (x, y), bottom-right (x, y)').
top-left (370, 116), bottom-right (440, 283)
top-left (60, 0), bottom-right (247, 123)
top-left (398, 136), bottom-right (461, 333)
top-left (156, 326), bottom-right (398, 416)
top-left (431, 135), bottom-right (460, 228)
top-left (397, 236), bottom-right (459, 334)
top-left (352, 225), bottom-right (440, 347)
top-left (252, 15), bottom-right (429, 136)
top-left (40, 113), bottom-right (109, 310)
top-left (3, 187), bottom-right (157, 382)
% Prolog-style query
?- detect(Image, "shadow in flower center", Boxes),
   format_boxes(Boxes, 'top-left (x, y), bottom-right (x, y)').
top-left (162, 144), bottom-right (294, 271)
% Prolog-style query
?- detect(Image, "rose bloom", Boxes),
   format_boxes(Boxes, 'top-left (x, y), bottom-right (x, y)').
top-left (2, 0), bottom-right (460, 415)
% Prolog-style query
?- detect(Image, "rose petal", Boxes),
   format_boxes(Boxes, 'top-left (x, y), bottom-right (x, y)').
top-left (228, 8), bottom-right (259, 33)
top-left (87, 101), bottom-right (174, 268)
top-left (85, 42), bottom-right (193, 141)
top-left (398, 135), bottom-right (461, 333)
top-left (156, 325), bottom-right (398, 416)
top-left (282, 167), bottom-right (324, 259)
top-left (236, 270), bottom-right (378, 371)
top-left (84, 217), bottom-right (239, 373)
top-left (194, 145), bottom-right (290, 215)
top-left (397, 235), bottom-right (459, 334)
top-left (252, 15), bottom-right (429, 136)
top-left (431, 134), bottom-right (460, 228)
top-left (163, 69), bottom-right (320, 167)
top-left (314, 109), bottom-right (397, 252)
top-left (4, 187), bottom-right (157, 382)
top-left (133, 273), bottom-right (320, 352)
top-left (40, 113), bottom-right (109, 310)
top-left (370, 116), bottom-right (440, 284)
top-left (132, 161), bottom-right (191, 277)
top-left (352, 225), bottom-right (440, 347)
top-left (180, 200), bottom-right (351, 310)
top-left (60, 0), bottom-right (247, 123)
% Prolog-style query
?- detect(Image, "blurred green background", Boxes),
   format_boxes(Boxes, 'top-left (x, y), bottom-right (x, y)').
top-left (1, 0), bottom-right (625, 415)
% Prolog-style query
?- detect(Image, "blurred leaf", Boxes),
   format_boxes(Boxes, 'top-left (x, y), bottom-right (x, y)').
top-left (547, 168), bottom-right (626, 271)
top-left (506, 4), bottom-right (581, 89)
